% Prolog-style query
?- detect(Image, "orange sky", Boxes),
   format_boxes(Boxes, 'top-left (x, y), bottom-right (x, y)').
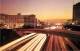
top-left (1, 0), bottom-right (80, 22)
top-left (41, 19), bottom-right (70, 23)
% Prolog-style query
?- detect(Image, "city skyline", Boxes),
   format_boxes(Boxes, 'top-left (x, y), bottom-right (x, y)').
top-left (0, 0), bottom-right (80, 50)
top-left (1, 0), bottom-right (80, 22)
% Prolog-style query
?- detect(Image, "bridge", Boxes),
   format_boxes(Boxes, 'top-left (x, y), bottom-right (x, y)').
top-left (0, 29), bottom-right (80, 51)
top-left (15, 29), bottom-right (80, 40)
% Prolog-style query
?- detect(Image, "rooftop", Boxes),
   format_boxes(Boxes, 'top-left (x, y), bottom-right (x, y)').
top-left (74, 2), bottom-right (80, 6)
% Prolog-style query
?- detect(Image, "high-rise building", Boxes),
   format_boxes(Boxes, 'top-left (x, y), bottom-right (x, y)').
top-left (73, 2), bottom-right (80, 24)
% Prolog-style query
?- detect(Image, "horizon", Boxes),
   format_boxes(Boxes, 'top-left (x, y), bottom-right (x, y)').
top-left (0, 13), bottom-right (70, 23)
top-left (1, 0), bottom-right (80, 22)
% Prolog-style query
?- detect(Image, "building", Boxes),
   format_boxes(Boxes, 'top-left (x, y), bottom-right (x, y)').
top-left (0, 14), bottom-right (24, 28)
top-left (37, 19), bottom-right (41, 26)
top-left (73, 2), bottom-right (80, 25)
top-left (24, 14), bottom-right (37, 27)
top-left (0, 13), bottom-right (37, 28)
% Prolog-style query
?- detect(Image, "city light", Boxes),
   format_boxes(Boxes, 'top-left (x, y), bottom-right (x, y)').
top-left (0, 0), bottom-right (80, 51)
top-left (22, 13), bottom-right (33, 15)
top-left (51, 26), bottom-right (56, 29)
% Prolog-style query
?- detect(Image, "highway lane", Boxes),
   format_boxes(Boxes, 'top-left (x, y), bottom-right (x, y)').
top-left (0, 32), bottom-right (79, 51)
top-left (0, 33), bottom-right (37, 51)
top-left (64, 38), bottom-right (78, 51)
top-left (42, 26), bottom-right (79, 51)
top-left (43, 34), bottom-right (79, 51)
top-left (0, 26), bottom-right (80, 51)
top-left (0, 33), bottom-right (47, 51)
top-left (17, 34), bottom-right (47, 51)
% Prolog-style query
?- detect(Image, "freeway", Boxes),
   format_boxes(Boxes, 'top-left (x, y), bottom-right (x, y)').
top-left (15, 29), bottom-right (80, 40)
top-left (0, 26), bottom-right (80, 51)
top-left (0, 33), bottom-right (79, 51)
top-left (0, 33), bottom-right (47, 51)
top-left (45, 35), bottom-right (78, 51)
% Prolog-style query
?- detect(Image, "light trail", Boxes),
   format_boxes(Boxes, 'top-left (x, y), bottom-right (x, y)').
top-left (54, 36), bottom-right (57, 51)
top-left (49, 35), bottom-right (53, 51)
top-left (17, 34), bottom-right (42, 51)
top-left (56, 36), bottom-right (60, 50)
top-left (59, 36), bottom-right (67, 51)
top-left (0, 26), bottom-right (80, 51)
top-left (25, 34), bottom-right (46, 51)
top-left (64, 38), bottom-right (78, 51)
top-left (45, 33), bottom-right (79, 51)
top-left (0, 33), bottom-right (36, 51)
top-left (46, 35), bottom-right (51, 51)
top-left (17, 34), bottom-right (47, 51)
top-left (33, 34), bottom-right (47, 51)
top-left (7, 34), bottom-right (38, 50)
top-left (46, 35), bottom-right (54, 51)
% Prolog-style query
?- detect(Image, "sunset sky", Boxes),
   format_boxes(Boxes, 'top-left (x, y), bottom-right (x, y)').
top-left (0, 0), bottom-right (80, 22)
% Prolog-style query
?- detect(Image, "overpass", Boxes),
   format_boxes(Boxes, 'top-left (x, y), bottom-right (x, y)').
top-left (15, 29), bottom-right (80, 40)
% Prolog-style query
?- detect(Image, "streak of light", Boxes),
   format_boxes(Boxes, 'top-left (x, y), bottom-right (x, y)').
top-left (59, 36), bottom-right (67, 51)
top-left (46, 35), bottom-right (67, 51)
top-left (17, 34), bottom-right (46, 51)
top-left (46, 35), bottom-right (51, 51)
top-left (7, 34), bottom-right (38, 50)
top-left (46, 35), bottom-right (53, 51)
top-left (49, 35), bottom-right (53, 51)
top-left (25, 34), bottom-right (46, 51)
top-left (0, 33), bottom-right (36, 51)
top-left (64, 38), bottom-right (78, 51)
top-left (56, 36), bottom-right (60, 50)
top-left (54, 36), bottom-right (57, 51)
top-left (33, 34), bottom-right (47, 51)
